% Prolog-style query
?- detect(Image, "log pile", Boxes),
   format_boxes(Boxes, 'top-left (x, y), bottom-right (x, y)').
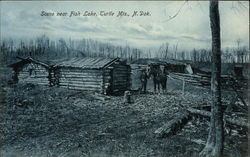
top-left (186, 108), bottom-right (249, 129)
top-left (155, 107), bottom-right (248, 139)
top-left (169, 72), bottom-right (210, 86)
top-left (170, 72), bottom-right (248, 89)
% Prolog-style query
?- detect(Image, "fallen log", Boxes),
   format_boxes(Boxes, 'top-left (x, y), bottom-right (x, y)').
top-left (155, 108), bottom-right (248, 139)
top-left (187, 108), bottom-right (249, 129)
top-left (232, 86), bottom-right (248, 108)
top-left (154, 112), bottom-right (191, 138)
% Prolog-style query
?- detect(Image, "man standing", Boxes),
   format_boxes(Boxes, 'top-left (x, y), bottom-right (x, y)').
top-left (140, 68), bottom-right (148, 93)
top-left (161, 66), bottom-right (169, 93)
top-left (148, 64), bottom-right (161, 93)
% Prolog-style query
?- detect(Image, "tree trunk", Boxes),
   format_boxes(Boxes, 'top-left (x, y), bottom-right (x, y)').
top-left (200, 1), bottom-right (224, 157)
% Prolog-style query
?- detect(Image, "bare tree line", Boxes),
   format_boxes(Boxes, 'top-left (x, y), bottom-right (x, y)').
top-left (1, 35), bottom-right (248, 64)
top-left (156, 41), bottom-right (249, 63)
top-left (0, 35), bottom-right (143, 64)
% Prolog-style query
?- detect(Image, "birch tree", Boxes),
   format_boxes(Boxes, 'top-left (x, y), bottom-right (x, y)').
top-left (200, 1), bottom-right (224, 157)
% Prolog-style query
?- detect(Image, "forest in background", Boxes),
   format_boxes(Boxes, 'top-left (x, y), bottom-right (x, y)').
top-left (0, 35), bottom-right (249, 64)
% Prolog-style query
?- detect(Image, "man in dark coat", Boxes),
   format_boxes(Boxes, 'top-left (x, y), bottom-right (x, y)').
top-left (140, 68), bottom-right (148, 93)
top-left (148, 64), bottom-right (161, 93)
top-left (161, 66), bottom-right (169, 93)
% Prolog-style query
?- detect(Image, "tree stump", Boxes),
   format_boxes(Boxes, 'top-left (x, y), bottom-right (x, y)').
top-left (124, 91), bottom-right (133, 104)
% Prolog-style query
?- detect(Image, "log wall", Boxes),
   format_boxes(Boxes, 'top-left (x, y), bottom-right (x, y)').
top-left (54, 62), bottom-right (131, 94)
top-left (18, 63), bottom-right (49, 85)
top-left (103, 68), bottom-right (112, 94)
top-left (112, 64), bottom-right (131, 93)
top-left (57, 68), bottom-right (103, 92)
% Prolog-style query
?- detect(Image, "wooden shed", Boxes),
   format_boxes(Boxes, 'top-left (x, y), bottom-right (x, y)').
top-left (158, 59), bottom-right (190, 73)
top-left (53, 57), bottom-right (131, 95)
top-left (131, 58), bottom-right (191, 73)
top-left (8, 57), bottom-right (54, 86)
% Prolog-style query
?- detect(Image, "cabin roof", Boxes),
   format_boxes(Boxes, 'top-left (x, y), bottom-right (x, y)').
top-left (131, 58), bottom-right (187, 66)
top-left (8, 57), bottom-right (50, 69)
top-left (53, 57), bottom-right (120, 69)
top-left (158, 59), bottom-right (187, 66)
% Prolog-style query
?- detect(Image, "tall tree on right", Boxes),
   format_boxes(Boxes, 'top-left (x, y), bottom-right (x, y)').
top-left (200, 1), bottom-right (224, 157)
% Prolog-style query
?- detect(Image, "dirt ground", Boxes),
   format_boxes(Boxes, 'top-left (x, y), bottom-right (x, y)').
top-left (0, 67), bottom-right (248, 157)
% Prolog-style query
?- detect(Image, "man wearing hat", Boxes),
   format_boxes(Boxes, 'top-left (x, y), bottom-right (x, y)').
top-left (140, 68), bottom-right (148, 93)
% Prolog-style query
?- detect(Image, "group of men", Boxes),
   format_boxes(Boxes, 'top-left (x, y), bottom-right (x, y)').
top-left (139, 64), bottom-right (169, 93)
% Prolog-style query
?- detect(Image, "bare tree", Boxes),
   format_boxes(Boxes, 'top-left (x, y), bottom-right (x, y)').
top-left (200, 1), bottom-right (224, 157)
top-left (192, 48), bottom-right (198, 62)
top-left (164, 42), bottom-right (169, 59)
top-left (235, 39), bottom-right (241, 63)
top-left (173, 42), bottom-right (178, 59)
top-left (180, 51), bottom-right (185, 60)
top-left (59, 38), bottom-right (70, 58)
top-left (147, 49), bottom-right (152, 58)
top-left (158, 42), bottom-right (169, 59)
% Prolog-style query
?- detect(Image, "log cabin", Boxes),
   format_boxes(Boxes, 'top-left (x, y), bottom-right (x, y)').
top-left (8, 57), bottom-right (54, 86)
top-left (53, 57), bottom-right (131, 95)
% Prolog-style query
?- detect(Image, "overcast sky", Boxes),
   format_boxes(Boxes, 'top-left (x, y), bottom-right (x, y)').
top-left (0, 1), bottom-right (249, 51)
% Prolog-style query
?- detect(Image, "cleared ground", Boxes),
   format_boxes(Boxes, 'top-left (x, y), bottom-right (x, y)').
top-left (0, 73), bottom-right (248, 157)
